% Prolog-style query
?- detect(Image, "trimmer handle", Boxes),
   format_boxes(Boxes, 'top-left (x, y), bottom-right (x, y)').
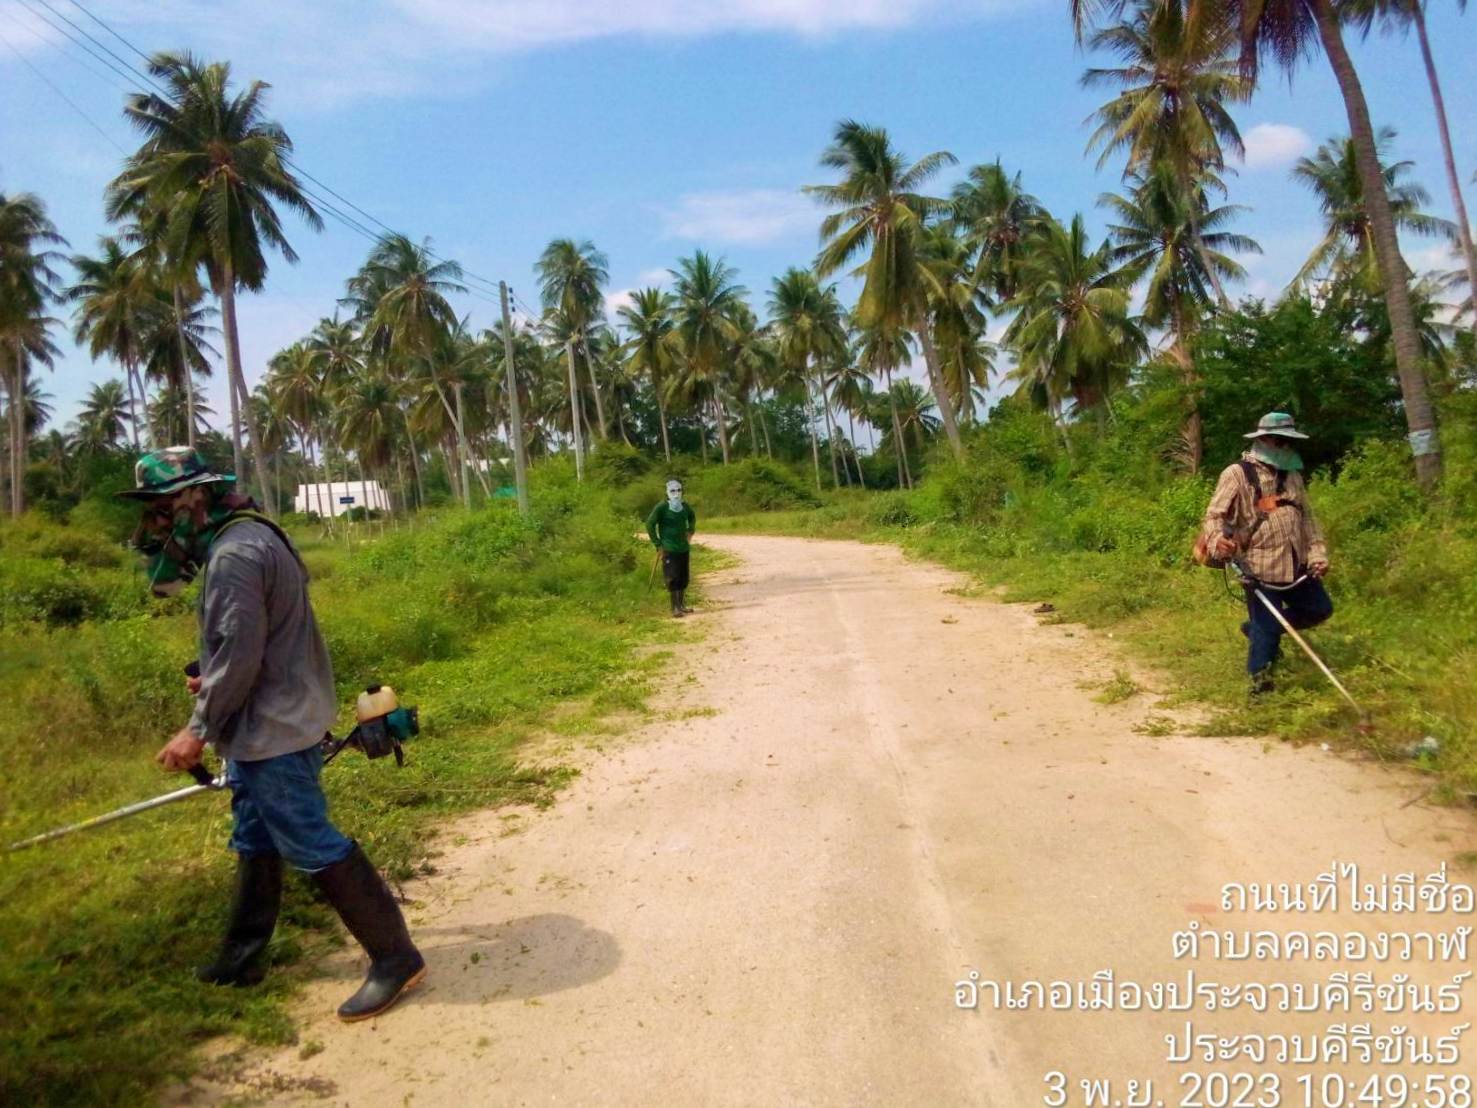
top-left (188, 763), bottom-right (219, 787)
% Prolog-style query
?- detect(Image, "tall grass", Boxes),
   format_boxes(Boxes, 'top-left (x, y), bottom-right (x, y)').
top-left (0, 462), bottom-right (681, 1106)
top-left (711, 395), bottom-right (1477, 801)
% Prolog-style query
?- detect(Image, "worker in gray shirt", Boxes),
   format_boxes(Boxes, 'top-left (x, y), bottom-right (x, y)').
top-left (124, 446), bottom-right (424, 1022)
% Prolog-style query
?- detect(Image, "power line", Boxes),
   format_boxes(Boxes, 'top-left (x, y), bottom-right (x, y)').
top-left (12, 0), bottom-right (157, 95)
top-left (23, 0), bottom-right (169, 98)
top-left (25, 0), bottom-right (521, 314)
top-left (0, 29), bottom-right (126, 155)
top-left (59, 0), bottom-right (517, 300)
top-left (8, 6), bottom-right (138, 94)
top-left (61, 0), bottom-right (154, 67)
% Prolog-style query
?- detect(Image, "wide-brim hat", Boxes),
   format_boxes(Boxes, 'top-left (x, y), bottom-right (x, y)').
top-left (1243, 411), bottom-right (1309, 441)
top-left (116, 446), bottom-right (236, 500)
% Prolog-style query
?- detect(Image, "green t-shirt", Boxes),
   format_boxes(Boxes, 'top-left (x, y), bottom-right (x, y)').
top-left (646, 501), bottom-right (696, 553)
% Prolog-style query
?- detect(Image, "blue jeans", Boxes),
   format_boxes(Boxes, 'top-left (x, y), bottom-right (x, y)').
top-left (226, 744), bottom-right (354, 872)
top-left (1245, 577), bottom-right (1334, 675)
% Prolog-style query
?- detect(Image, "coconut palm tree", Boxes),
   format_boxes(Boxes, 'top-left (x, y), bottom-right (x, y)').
top-left (1004, 214), bottom-right (1146, 435)
top-left (1291, 129), bottom-right (1456, 295)
top-left (66, 237), bottom-right (157, 449)
top-left (345, 235), bottom-right (479, 502)
top-left (1082, 0), bottom-right (1250, 305)
top-left (139, 281), bottom-right (216, 444)
top-left (768, 268), bottom-right (848, 488)
top-left (919, 223), bottom-right (994, 426)
top-left (950, 161), bottom-right (1047, 302)
top-left (855, 322), bottom-right (917, 486)
top-left (335, 365), bottom-right (401, 518)
top-left (671, 251), bottom-right (745, 465)
top-left (536, 239), bottom-right (610, 472)
top-left (107, 51), bottom-right (323, 510)
top-left (73, 380), bottom-right (132, 452)
top-left (889, 379), bottom-right (942, 458)
top-left (1100, 165), bottom-right (1258, 468)
top-left (1344, 0), bottom-right (1477, 335)
top-left (828, 354), bottom-right (878, 475)
top-left (617, 288), bottom-right (680, 462)
top-left (150, 383), bottom-right (215, 447)
top-left (117, 207), bottom-right (211, 447)
top-left (1072, 0), bottom-right (1448, 481)
top-left (804, 119), bottom-right (964, 460)
top-left (0, 191), bottom-right (66, 516)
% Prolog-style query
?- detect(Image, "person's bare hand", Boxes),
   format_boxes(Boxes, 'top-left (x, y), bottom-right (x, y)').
top-left (1310, 559), bottom-right (1330, 578)
top-left (156, 728), bottom-right (205, 772)
top-left (1214, 535), bottom-right (1238, 557)
top-left (185, 675), bottom-right (203, 696)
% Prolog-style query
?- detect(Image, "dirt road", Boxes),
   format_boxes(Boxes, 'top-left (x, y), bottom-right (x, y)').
top-left (185, 535), bottom-right (1474, 1107)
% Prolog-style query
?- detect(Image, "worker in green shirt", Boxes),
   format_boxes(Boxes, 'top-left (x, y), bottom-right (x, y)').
top-left (646, 478), bottom-right (697, 618)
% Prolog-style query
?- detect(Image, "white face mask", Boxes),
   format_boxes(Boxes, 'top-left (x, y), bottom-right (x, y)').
top-left (666, 482), bottom-right (684, 510)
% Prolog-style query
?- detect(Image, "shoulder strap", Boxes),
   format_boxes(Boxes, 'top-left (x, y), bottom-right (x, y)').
top-left (205, 511), bottom-right (307, 581)
top-left (1237, 459), bottom-right (1262, 499)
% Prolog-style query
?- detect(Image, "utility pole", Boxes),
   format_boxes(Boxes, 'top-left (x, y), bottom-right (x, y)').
top-left (500, 281), bottom-right (530, 515)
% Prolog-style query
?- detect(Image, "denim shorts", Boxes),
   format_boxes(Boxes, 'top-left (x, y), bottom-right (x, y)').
top-left (226, 743), bottom-right (354, 872)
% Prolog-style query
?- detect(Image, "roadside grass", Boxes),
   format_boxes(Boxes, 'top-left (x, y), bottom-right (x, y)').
top-left (698, 443), bottom-right (1477, 806)
top-left (0, 467), bottom-right (708, 1107)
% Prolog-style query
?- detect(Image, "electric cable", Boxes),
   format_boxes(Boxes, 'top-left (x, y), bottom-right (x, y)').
top-left (0, 29), bottom-right (126, 154)
top-left (20, 0), bottom-right (520, 312)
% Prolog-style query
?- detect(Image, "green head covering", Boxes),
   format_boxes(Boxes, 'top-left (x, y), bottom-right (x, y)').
top-left (116, 446), bottom-right (235, 501)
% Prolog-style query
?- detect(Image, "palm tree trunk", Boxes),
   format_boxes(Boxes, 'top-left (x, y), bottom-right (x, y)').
top-left (404, 415), bottom-right (425, 508)
top-left (136, 366), bottom-right (156, 448)
top-left (10, 339), bottom-right (24, 516)
top-left (713, 388), bottom-right (732, 464)
top-left (565, 340), bottom-right (586, 480)
top-left (1171, 303), bottom-right (1203, 473)
top-left (173, 286), bottom-right (197, 449)
top-left (580, 340), bottom-right (609, 441)
top-left (1311, 0), bottom-right (1441, 484)
top-left (697, 408), bottom-right (708, 464)
top-left (818, 374), bottom-right (841, 486)
top-left (759, 402), bottom-right (773, 459)
top-left (847, 410), bottom-right (867, 488)
top-left (123, 359), bottom-right (142, 449)
top-left (453, 382), bottom-right (472, 508)
top-left (747, 402), bottom-right (759, 456)
top-left (883, 366), bottom-right (910, 489)
top-left (218, 266), bottom-right (276, 513)
top-left (803, 367), bottom-right (823, 491)
top-left (916, 319), bottom-right (965, 460)
top-left (1412, 5), bottom-right (1477, 334)
top-left (655, 383), bottom-right (671, 463)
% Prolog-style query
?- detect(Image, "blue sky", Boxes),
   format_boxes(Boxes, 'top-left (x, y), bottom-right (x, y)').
top-left (2, 0), bottom-right (1474, 428)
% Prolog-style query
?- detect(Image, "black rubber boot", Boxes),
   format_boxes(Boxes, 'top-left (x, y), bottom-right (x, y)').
top-left (197, 852), bottom-right (283, 987)
top-left (678, 589), bottom-right (692, 614)
top-left (311, 843), bottom-right (427, 1022)
top-left (1250, 668), bottom-right (1276, 696)
top-left (670, 590), bottom-right (685, 618)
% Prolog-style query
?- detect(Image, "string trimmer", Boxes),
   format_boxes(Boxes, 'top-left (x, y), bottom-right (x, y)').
top-left (1221, 527), bottom-right (1373, 733)
top-left (6, 681), bottom-right (419, 852)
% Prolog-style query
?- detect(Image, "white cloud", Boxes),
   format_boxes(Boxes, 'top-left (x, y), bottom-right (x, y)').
top-left (659, 188), bottom-right (815, 245)
top-left (0, 1), bottom-right (1037, 111)
top-left (1240, 123), bottom-right (1313, 171)
top-left (394, 0), bottom-right (1019, 49)
top-left (1405, 242), bottom-right (1459, 276)
top-left (605, 289), bottom-right (637, 317)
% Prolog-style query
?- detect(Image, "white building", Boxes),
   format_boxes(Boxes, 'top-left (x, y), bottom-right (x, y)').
top-left (294, 480), bottom-right (391, 518)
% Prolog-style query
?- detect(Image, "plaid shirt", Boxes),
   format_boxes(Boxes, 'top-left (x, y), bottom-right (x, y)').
top-left (1200, 453), bottom-right (1327, 585)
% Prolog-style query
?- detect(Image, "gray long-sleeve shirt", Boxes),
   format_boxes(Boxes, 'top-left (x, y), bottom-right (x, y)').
top-left (187, 518), bottom-right (337, 762)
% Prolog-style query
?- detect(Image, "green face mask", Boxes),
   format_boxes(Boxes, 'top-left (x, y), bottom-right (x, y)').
top-left (131, 490), bottom-right (254, 597)
top-left (1251, 439), bottom-right (1304, 472)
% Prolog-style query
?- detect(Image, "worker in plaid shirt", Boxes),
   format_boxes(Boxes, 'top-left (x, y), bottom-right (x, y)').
top-left (1200, 412), bottom-right (1333, 695)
